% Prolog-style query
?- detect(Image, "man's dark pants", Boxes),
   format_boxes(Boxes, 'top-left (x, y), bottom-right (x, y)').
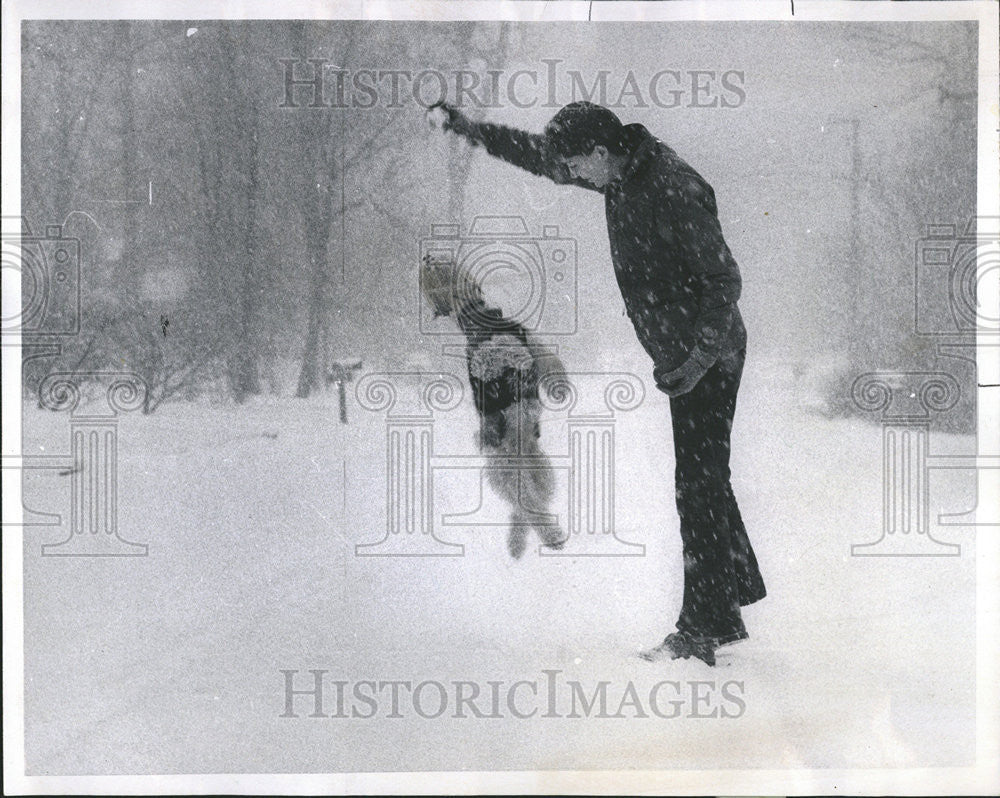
top-left (659, 347), bottom-right (766, 644)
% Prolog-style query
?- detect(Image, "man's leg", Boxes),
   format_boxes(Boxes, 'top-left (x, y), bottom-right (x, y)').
top-left (726, 481), bottom-right (767, 607)
top-left (666, 347), bottom-right (764, 643)
top-left (715, 351), bottom-right (766, 608)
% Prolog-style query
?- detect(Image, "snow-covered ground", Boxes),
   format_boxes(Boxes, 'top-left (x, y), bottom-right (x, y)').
top-left (20, 354), bottom-right (977, 774)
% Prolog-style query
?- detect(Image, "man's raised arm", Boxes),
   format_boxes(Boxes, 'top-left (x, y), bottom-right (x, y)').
top-left (429, 102), bottom-right (598, 191)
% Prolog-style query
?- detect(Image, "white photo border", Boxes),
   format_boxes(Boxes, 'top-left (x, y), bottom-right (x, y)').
top-left (3, 1), bottom-right (997, 794)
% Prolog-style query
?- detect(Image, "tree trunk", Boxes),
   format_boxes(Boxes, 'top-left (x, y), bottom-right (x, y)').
top-left (296, 257), bottom-right (327, 398)
top-left (227, 28), bottom-right (263, 403)
top-left (119, 22), bottom-right (142, 308)
top-left (117, 21), bottom-right (161, 409)
top-left (292, 21), bottom-right (336, 399)
top-left (295, 201), bottom-right (334, 397)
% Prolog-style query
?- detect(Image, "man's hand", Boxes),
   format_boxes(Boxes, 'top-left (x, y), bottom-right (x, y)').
top-left (654, 349), bottom-right (716, 398)
top-left (426, 101), bottom-right (476, 138)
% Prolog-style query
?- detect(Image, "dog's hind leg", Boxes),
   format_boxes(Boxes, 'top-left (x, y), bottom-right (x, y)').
top-left (483, 465), bottom-right (527, 559)
top-left (517, 453), bottom-right (566, 551)
top-left (507, 513), bottom-right (529, 559)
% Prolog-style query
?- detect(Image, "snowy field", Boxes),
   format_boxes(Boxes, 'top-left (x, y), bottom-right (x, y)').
top-left (20, 354), bottom-right (977, 774)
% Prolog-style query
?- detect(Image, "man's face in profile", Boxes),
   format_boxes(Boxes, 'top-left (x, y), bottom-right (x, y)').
top-left (561, 145), bottom-right (614, 188)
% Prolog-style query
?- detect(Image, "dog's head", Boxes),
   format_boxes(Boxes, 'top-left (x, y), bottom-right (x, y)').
top-left (420, 254), bottom-right (483, 318)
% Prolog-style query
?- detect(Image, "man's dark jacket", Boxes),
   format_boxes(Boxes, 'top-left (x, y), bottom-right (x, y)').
top-left (464, 120), bottom-right (746, 374)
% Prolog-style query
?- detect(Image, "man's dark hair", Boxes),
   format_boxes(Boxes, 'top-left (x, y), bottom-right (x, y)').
top-left (544, 102), bottom-right (629, 158)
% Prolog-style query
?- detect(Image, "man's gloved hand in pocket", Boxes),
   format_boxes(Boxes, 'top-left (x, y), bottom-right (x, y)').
top-left (654, 348), bottom-right (717, 398)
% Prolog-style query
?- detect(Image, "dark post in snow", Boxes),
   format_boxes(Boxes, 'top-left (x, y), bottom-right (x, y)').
top-left (326, 361), bottom-right (363, 423)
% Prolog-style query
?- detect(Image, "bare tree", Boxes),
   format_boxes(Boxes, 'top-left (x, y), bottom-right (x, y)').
top-left (97, 22), bottom-right (220, 412)
top-left (444, 22), bottom-right (515, 223)
top-left (289, 22), bottom-right (397, 397)
top-left (818, 23), bottom-right (977, 429)
top-left (181, 23), bottom-right (269, 403)
top-left (219, 25), bottom-right (264, 402)
top-left (21, 22), bottom-right (113, 226)
top-left (289, 22), bottom-right (341, 398)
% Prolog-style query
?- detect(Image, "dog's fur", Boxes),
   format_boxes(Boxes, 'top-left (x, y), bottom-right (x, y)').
top-left (421, 255), bottom-right (568, 558)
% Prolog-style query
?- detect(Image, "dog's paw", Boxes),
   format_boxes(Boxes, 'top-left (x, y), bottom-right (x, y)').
top-left (539, 526), bottom-right (568, 550)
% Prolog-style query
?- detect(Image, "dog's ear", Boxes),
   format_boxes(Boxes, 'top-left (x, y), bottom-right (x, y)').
top-left (420, 261), bottom-right (458, 317)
